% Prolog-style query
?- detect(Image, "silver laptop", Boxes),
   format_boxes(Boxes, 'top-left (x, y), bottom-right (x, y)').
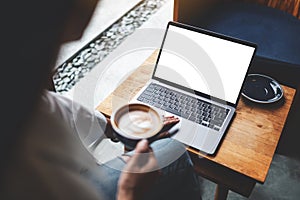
top-left (131, 21), bottom-right (256, 155)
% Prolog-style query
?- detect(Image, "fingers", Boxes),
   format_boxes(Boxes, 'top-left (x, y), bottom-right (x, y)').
top-left (163, 115), bottom-right (180, 125)
top-left (125, 140), bottom-right (155, 170)
top-left (104, 117), bottom-right (119, 142)
top-left (160, 115), bottom-right (180, 134)
top-left (135, 139), bottom-right (150, 154)
top-left (118, 140), bottom-right (160, 199)
top-left (156, 127), bottom-right (179, 141)
top-left (121, 140), bottom-right (151, 164)
top-left (156, 131), bottom-right (170, 140)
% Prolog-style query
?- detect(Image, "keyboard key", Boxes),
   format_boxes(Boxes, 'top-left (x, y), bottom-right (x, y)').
top-left (213, 127), bottom-right (220, 131)
top-left (137, 83), bottom-right (228, 131)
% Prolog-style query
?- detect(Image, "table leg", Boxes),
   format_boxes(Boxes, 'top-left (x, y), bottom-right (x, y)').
top-left (215, 184), bottom-right (229, 200)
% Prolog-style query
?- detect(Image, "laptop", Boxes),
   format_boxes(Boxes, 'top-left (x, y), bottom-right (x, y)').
top-left (131, 21), bottom-right (256, 155)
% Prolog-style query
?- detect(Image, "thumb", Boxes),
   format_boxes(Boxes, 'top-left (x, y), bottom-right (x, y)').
top-left (125, 140), bottom-right (152, 170)
top-left (135, 139), bottom-right (150, 154)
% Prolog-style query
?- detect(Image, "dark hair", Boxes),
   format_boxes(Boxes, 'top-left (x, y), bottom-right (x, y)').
top-left (1, 0), bottom-right (76, 180)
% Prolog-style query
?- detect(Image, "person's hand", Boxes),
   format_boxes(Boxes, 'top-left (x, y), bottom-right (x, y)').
top-left (105, 115), bottom-right (180, 142)
top-left (104, 117), bottom-right (119, 141)
top-left (162, 115), bottom-right (180, 130)
top-left (117, 139), bottom-right (160, 200)
top-left (156, 115), bottom-right (180, 139)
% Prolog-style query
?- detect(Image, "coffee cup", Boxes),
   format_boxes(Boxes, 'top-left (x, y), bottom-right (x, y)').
top-left (110, 103), bottom-right (164, 150)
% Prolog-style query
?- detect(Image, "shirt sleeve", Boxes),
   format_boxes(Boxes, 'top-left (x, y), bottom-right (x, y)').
top-left (42, 90), bottom-right (108, 151)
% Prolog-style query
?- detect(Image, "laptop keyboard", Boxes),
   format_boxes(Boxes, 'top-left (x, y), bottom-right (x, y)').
top-left (137, 83), bottom-right (229, 131)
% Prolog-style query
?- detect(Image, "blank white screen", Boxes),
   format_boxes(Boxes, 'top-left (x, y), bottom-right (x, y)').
top-left (154, 25), bottom-right (255, 104)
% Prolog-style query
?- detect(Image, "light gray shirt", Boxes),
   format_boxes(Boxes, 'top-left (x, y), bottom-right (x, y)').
top-left (3, 91), bottom-right (108, 199)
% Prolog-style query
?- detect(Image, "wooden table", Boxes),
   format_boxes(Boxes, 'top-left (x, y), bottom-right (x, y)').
top-left (96, 51), bottom-right (296, 199)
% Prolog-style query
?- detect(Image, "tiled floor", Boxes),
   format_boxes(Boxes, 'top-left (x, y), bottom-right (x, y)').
top-left (54, 0), bottom-right (300, 199)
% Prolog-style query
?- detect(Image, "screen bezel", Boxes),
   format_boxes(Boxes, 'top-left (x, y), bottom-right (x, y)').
top-left (152, 21), bottom-right (257, 107)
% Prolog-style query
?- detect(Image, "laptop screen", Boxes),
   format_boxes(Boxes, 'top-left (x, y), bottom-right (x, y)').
top-left (153, 22), bottom-right (256, 105)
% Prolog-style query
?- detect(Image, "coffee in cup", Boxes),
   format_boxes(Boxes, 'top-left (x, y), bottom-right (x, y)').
top-left (111, 103), bottom-right (164, 150)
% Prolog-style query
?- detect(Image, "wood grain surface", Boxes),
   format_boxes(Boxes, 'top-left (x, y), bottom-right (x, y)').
top-left (96, 51), bottom-right (295, 183)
